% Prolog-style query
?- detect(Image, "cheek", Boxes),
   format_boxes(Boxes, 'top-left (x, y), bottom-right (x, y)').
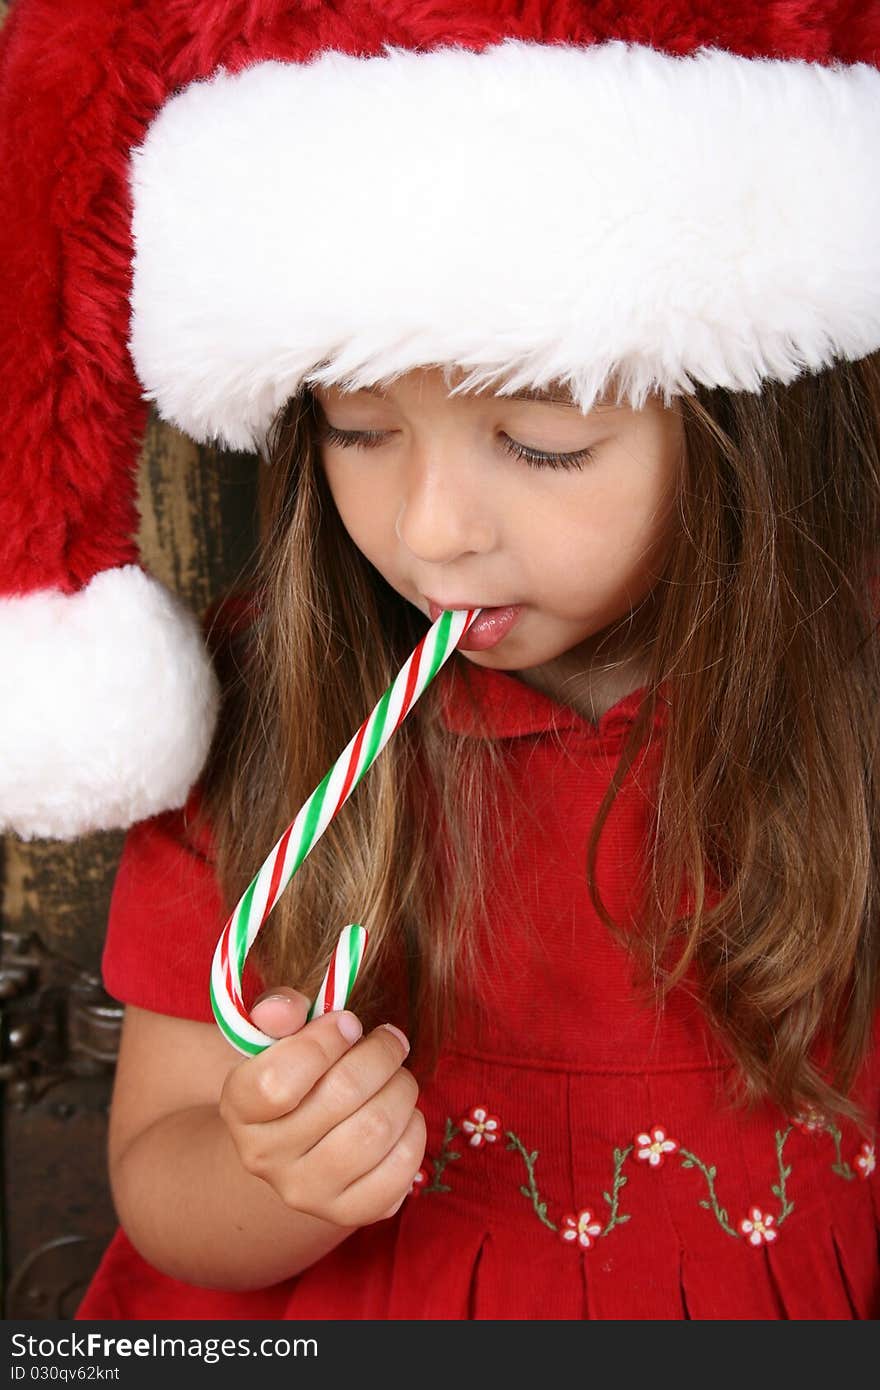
top-left (595, 438), bottom-right (681, 554)
top-left (534, 459), bottom-right (679, 594)
top-left (322, 459), bottom-right (389, 553)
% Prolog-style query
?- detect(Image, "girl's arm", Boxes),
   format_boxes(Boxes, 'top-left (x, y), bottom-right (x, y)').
top-left (108, 999), bottom-right (425, 1291)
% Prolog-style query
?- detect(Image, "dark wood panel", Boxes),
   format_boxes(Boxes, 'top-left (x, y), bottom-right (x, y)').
top-left (4, 1080), bottom-right (119, 1319)
top-left (1, 397), bottom-right (259, 1315)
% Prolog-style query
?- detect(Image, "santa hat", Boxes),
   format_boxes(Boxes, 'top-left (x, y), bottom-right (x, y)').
top-left (1, 1), bottom-right (878, 841)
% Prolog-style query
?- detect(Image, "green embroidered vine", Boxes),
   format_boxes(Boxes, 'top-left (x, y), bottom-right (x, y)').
top-left (825, 1122), bottom-right (856, 1181)
top-left (600, 1146), bottom-right (633, 1236)
top-left (506, 1131), bottom-right (557, 1231)
top-left (770, 1126), bottom-right (795, 1225)
top-left (422, 1117), bottom-right (461, 1193)
top-left (419, 1108), bottom-right (862, 1248)
top-left (677, 1148), bottom-right (739, 1238)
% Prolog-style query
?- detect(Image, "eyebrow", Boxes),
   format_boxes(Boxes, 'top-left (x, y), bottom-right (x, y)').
top-left (359, 383), bottom-right (581, 407)
top-left (500, 387), bottom-right (579, 406)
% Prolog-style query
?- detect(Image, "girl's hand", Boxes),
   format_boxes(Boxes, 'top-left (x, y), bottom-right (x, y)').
top-left (218, 987), bottom-right (426, 1228)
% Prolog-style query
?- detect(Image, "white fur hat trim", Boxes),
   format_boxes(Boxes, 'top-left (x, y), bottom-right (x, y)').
top-left (129, 38), bottom-right (880, 451)
top-left (0, 567), bottom-right (219, 840)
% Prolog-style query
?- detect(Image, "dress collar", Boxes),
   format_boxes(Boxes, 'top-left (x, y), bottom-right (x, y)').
top-left (437, 656), bottom-right (669, 741)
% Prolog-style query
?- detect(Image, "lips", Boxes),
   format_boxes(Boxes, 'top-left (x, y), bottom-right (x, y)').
top-left (426, 597), bottom-right (507, 622)
top-left (422, 597), bottom-right (524, 651)
top-left (457, 605), bottom-right (523, 651)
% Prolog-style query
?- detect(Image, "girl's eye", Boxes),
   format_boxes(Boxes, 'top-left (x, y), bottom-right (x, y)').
top-left (499, 434), bottom-right (597, 471)
top-left (318, 424), bottom-right (389, 450)
top-left (318, 423), bottom-right (596, 472)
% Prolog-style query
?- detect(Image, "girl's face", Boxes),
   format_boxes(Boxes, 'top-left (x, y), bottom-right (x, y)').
top-left (314, 367), bottom-right (684, 677)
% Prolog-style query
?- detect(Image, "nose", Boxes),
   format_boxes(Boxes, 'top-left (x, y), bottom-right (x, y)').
top-left (394, 446), bottom-right (497, 563)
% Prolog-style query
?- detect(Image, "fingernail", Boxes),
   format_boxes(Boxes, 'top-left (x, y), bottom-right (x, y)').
top-left (256, 994), bottom-right (294, 1007)
top-left (335, 1011), bottom-right (363, 1044)
top-left (380, 1022), bottom-right (410, 1054)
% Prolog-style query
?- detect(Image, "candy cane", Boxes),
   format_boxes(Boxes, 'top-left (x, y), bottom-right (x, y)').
top-left (210, 607), bottom-right (482, 1056)
top-left (305, 923), bottom-right (368, 1021)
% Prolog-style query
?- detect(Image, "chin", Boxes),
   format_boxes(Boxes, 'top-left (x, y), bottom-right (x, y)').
top-left (461, 632), bottom-right (552, 671)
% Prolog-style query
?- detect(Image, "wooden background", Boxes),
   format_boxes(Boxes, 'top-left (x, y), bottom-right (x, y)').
top-left (0, 54), bottom-right (260, 1313)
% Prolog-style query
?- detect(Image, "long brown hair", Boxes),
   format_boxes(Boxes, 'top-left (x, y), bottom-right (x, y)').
top-left (194, 353), bottom-right (880, 1128)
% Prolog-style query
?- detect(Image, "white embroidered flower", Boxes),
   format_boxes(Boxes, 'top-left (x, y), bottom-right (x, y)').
top-left (459, 1104), bottom-right (501, 1148)
top-left (635, 1125), bottom-right (679, 1167)
top-left (560, 1209), bottom-right (603, 1250)
top-left (409, 1165), bottom-right (429, 1195)
top-left (854, 1142), bottom-right (875, 1179)
top-left (739, 1206), bottom-right (778, 1246)
top-left (791, 1109), bottom-right (826, 1136)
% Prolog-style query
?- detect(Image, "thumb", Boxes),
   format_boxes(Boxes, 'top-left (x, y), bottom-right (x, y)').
top-left (249, 987), bottom-right (311, 1039)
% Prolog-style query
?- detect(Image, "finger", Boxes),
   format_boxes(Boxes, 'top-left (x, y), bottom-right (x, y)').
top-left (222, 1009), bottom-right (364, 1125)
top-left (330, 1109), bottom-right (427, 1228)
top-left (286, 1023), bottom-right (411, 1146)
top-left (297, 1066), bottom-right (418, 1189)
top-left (249, 988), bottom-right (311, 1039)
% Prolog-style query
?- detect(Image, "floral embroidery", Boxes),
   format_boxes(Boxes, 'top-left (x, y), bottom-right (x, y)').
top-left (739, 1207), bottom-right (778, 1246)
top-left (410, 1166), bottom-right (429, 1196)
top-left (792, 1109), bottom-right (827, 1135)
top-left (599, 1147), bottom-right (633, 1239)
top-left (560, 1210), bottom-right (602, 1249)
top-left (826, 1125), bottom-right (856, 1180)
top-left (767, 1127), bottom-right (795, 1230)
top-left (635, 1126), bottom-right (679, 1167)
top-left (678, 1146), bottom-right (738, 1237)
top-left (415, 1102), bottom-right (866, 1257)
top-left (789, 1110), bottom-right (857, 1181)
top-left (459, 1105), bottom-right (501, 1148)
top-left (422, 1118), bottom-right (461, 1193)
top-left (854, 1142), bottom-right (875, 1179)
top-left (506, 1132), bottom-right (556, 1230)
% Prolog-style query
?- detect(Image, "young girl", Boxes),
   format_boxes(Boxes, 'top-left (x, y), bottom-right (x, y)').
top-left (74, 348), bottom-right (880, 1319)
top-left (3, 0), bottom-right (877, 1323)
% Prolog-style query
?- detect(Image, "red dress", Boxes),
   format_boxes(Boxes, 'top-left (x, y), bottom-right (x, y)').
top-left (76, 660), bottom-right (880, 1320)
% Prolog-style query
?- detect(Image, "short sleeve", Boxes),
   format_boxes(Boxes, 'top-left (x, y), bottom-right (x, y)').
top-left (101, 786), bottom-right (265, 1022)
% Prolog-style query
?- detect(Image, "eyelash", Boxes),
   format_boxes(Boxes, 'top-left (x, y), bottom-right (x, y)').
top-left (317, 424), bottom-right (596, 472)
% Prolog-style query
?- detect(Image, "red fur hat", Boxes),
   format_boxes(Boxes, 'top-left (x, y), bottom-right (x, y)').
top-left (1, 0), bottom-right (879, 840)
